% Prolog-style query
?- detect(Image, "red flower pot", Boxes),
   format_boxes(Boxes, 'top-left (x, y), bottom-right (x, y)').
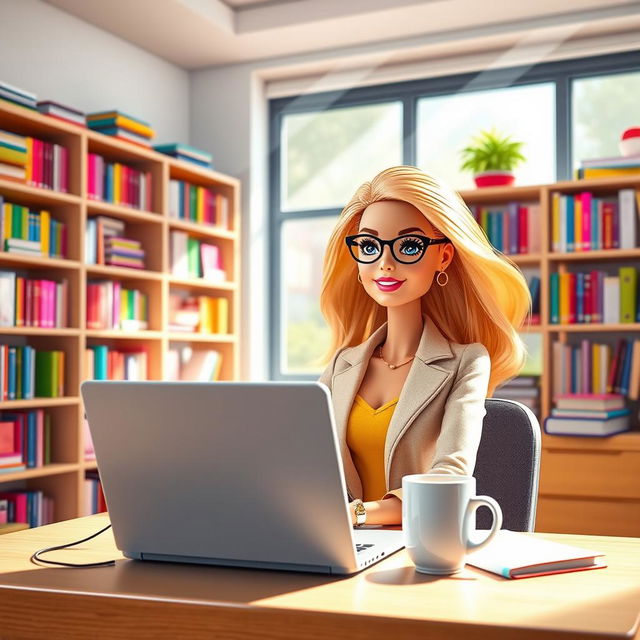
top-left (474, 170), bottom-right (515, 188)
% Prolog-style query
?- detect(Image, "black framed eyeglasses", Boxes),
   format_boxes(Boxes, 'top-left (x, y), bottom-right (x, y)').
top-left (345, 233), bottom-right (449, 264)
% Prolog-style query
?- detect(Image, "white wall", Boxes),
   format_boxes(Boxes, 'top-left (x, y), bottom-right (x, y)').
top-left (0, 0), bottom-right (189, 143)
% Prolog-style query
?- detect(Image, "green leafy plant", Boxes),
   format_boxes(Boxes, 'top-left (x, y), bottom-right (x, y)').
top-left (459, 127), bottom-right (526, 173)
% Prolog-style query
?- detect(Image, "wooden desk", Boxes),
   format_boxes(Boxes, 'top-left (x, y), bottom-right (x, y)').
top-left (0, 514), bottom-right (638, 640)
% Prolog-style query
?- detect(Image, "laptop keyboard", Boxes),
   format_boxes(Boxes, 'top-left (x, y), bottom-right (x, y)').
top-left (356, 543), bottom-right (375, 553)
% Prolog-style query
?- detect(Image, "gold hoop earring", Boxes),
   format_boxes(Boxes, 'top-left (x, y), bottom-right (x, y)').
top-left (357, 273), bottom-right (362, 284)
top-left (436, 270), bottom-right (449, 287)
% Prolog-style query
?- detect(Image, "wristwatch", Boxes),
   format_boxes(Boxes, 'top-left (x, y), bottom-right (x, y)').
top-left (352, 499), bottom-right (366, 527)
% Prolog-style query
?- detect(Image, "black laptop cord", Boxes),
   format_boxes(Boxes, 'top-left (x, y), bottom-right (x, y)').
top-left (30, 523), bottom-right (116, 568)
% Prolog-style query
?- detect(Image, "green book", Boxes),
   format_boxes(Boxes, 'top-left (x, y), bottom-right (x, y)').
top-left (127, 290), bottom-right (135, 320)
top-left (92, 345), bottom-right (108, 380)
top-left (35, 351), bottom-right (57, 397)
top-left (619, 266), bottom-right (637, 323)
top-left (549, 273), bottom-right (559, 324)
top-left (187, 237), bottom-right (201, 278)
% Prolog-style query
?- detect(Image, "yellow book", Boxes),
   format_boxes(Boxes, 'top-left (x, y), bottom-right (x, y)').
top-left (579, 167), bottom-right (640, 178)
top-left (559, 273), bottom-right (569, 324)
top-left (551, 193), bottom-right (560, 252)
top-left (3, 202), bottom-right (11, 240)
top-left (216, 297), bottom-right (229, 334)
top-left (57, 350), bottom-right (65, 397)
top-left (0, 146), bottom-right (27, 165)
top-left (120, 288), bottom-right (128, 324)
top-left (40, 209), bottom-right (50, 256)
top-left (199, 296), bottom-right (213, 333)
top-left (574, 195), bottom-right (582, 251)
top-left (197, 186), bottom-right (204, 224)
top-left (114, 163), bottom-right (121, 204)
top-left (592, 342), bottom-right (599, 394)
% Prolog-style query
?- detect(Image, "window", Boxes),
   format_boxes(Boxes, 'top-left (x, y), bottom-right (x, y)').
top-left (417, 83), bottom-right (556, 190)
top-left (270, 50), bottom-right (640, 379)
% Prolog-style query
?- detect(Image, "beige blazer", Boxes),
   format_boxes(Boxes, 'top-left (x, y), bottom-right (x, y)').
top-left (318, 313), bottom-right (491, 501)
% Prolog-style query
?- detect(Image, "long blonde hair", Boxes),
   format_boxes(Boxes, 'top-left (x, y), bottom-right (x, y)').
top-left (318, 165), bottom-right (532, 396)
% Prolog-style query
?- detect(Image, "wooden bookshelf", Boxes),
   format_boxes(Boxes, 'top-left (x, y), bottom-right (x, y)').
top-left (460, 176), bottom-right (640, 537)
top-left (0, 99), bottom-right (240, 524)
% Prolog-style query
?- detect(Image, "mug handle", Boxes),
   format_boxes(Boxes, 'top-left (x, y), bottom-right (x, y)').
top-left (463, 495), bottom-right (503, 552)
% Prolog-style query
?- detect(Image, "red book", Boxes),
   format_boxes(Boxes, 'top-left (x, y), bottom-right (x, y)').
top-left (518, 205), bottom-right (528, 253)
top-left (0, 492), bottom-right (28, 523)
top-left (606, 340), bottom-right (625, 393)
top-left (0, 420), bottom-right (17, 456)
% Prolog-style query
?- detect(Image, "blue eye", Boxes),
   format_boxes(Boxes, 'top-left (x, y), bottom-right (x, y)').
top-left (398, 237), bottom-right (425, 256)
top-left (358, 239), bottom-right (380, 255)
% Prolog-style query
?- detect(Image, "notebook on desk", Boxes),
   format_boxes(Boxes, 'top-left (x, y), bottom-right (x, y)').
top-left (80, 380), bottom-right (404, 575)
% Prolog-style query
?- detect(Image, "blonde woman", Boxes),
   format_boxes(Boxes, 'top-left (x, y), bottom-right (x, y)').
top-left (318, 165), bottom-right (531, 527)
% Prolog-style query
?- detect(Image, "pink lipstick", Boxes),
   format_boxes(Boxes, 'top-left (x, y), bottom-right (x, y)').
top-left (375, 278), bottom-right (405, 292)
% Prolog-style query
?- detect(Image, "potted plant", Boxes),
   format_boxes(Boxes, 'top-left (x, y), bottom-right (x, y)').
top-left (459, 127), bottom-right (526, 187)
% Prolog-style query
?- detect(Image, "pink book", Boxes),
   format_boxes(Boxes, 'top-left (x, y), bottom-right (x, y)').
top-left (48, 280), bottom-right (56, 328)
top-left (32, 138), bottom-right (40, 188)
top-left (88, 153), bottom-right (94, 198)
top-left (580, 192), bottom-right (592, 251)
top-left (113, 280), bottom-right (121, 329)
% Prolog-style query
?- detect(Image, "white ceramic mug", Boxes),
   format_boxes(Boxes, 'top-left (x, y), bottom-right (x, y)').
top-left (402, 474), bottom-right (503, 575)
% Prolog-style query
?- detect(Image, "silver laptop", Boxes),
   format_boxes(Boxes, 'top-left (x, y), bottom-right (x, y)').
top-left (81, 380), bottom-right (404, 574)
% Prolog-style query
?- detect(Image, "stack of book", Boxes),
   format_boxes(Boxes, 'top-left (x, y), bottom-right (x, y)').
top-left (86, 110), bottom-right (155, 148)
top-left (166, 346), bottom-right (223, 382)
top-left (0, 272), bottom-right (69, 328)
top-left (155, 143), bottom-right (212, 168)
top-left (469, 201), bottom-right (541, 255)
top-left (86, 280), bottom-right (148, 331)
top-left (1, 197), bottom-right (67, 257)
top-left (168, 179), bottom-right (230, 228)
top-left (83, 470), bottom-right (107, 516)
top-left (37, 100), bottom-right (85, 127)
top-left (85, 216), bottom-right (146, 268)
top-left (0, 490), bottom-right (54, 529)
top-left (492, 375), bottom-right (540, 415)
top-left (545, 393), bottom-right (631, 437)
top-left (552, 337), bottom-right (640, 400)
top-left (550, 188), bottom-right (638, 252)
top-left (84, 345), bottom-right (148, 381)
top-left (549, 266), bottom-right (639, 325)
top-left (0, 80), bottom-right (37, 110)
top-left (87, 153), bottom-right (153, 209)
top-left (0, 410), bottom-right (52, 474)
top-left (170, 230), bottom-right (226, 281)
top-left (576, 153), bottom-right (640, 180)
top-left (0, 128), bottom-right (28, 183)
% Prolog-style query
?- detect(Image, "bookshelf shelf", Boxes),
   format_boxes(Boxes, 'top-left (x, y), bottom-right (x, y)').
top-left (0, 100), bottom-right (240, 526)
top-left (167, 333), bottom-right (237, 343)
top-left (548, 249), bottom-right (640, 261)
top-left (462, 176), bottom-right (640, 537)
top-left (0, 397), bottom-right (80, 409)
top-left (548, 323), bottom-right (640, 332)
top-left (0, 177), bottom-right (81, 206)
top-left (0, 463), bottom-right (79, 484)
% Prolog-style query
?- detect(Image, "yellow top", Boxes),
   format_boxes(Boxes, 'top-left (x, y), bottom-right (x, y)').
top-left (346, 394), bottom-right (399, 501)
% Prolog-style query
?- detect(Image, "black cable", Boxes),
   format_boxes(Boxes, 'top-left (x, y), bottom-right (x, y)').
top-left (30, 523), bottom-right (116, 568)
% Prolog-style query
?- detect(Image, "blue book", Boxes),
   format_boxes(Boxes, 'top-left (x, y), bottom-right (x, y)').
top-left (0, 464), bottom-right (26, 474)
top-left (7, 347), bottom-right (16, 400)
top-left (496, 212), bottom-right (504, 253)
top-left (566, 196), bottom-right (574, 252)
top-left (576, 272), bottom-right (584, 323)
top-left (620, 340), bottom-right (633, 395)
top-left (26, 412), bottom-right (36, 468)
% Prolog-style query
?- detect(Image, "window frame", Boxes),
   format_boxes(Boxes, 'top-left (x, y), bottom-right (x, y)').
top-left (268, 49), bottom-right (640, 380)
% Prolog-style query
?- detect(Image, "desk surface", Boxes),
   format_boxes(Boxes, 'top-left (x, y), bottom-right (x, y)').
top-left (0, 514), bottom-right (639, 640)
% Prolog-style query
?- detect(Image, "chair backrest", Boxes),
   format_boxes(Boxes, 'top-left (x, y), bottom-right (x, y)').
top-left (473, 398), bottom-right (541, 532)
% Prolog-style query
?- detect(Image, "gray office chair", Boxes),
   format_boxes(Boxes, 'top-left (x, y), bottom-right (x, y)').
top-left (473, 398), bottom-right (541, 532)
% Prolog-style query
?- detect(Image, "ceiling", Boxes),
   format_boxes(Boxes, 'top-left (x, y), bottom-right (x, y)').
top-left (42, 0), bottom-right (640, 70)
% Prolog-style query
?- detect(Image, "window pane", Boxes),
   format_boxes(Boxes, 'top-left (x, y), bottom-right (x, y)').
top-left (417, 83), bottom-right (555, 190)
top-left (281, 216), bottom-right (337, 374)
top-left (281, 102), bottom-right (403, 212)
top-left (572, 71), bottom-right (640, 173)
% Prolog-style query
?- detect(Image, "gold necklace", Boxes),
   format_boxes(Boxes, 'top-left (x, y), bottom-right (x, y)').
top-left (377, 345), bottom-right (415, 370)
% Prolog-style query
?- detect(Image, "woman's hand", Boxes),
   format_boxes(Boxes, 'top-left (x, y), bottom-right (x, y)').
top-left (349, 496), bottom-right (402, 526)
